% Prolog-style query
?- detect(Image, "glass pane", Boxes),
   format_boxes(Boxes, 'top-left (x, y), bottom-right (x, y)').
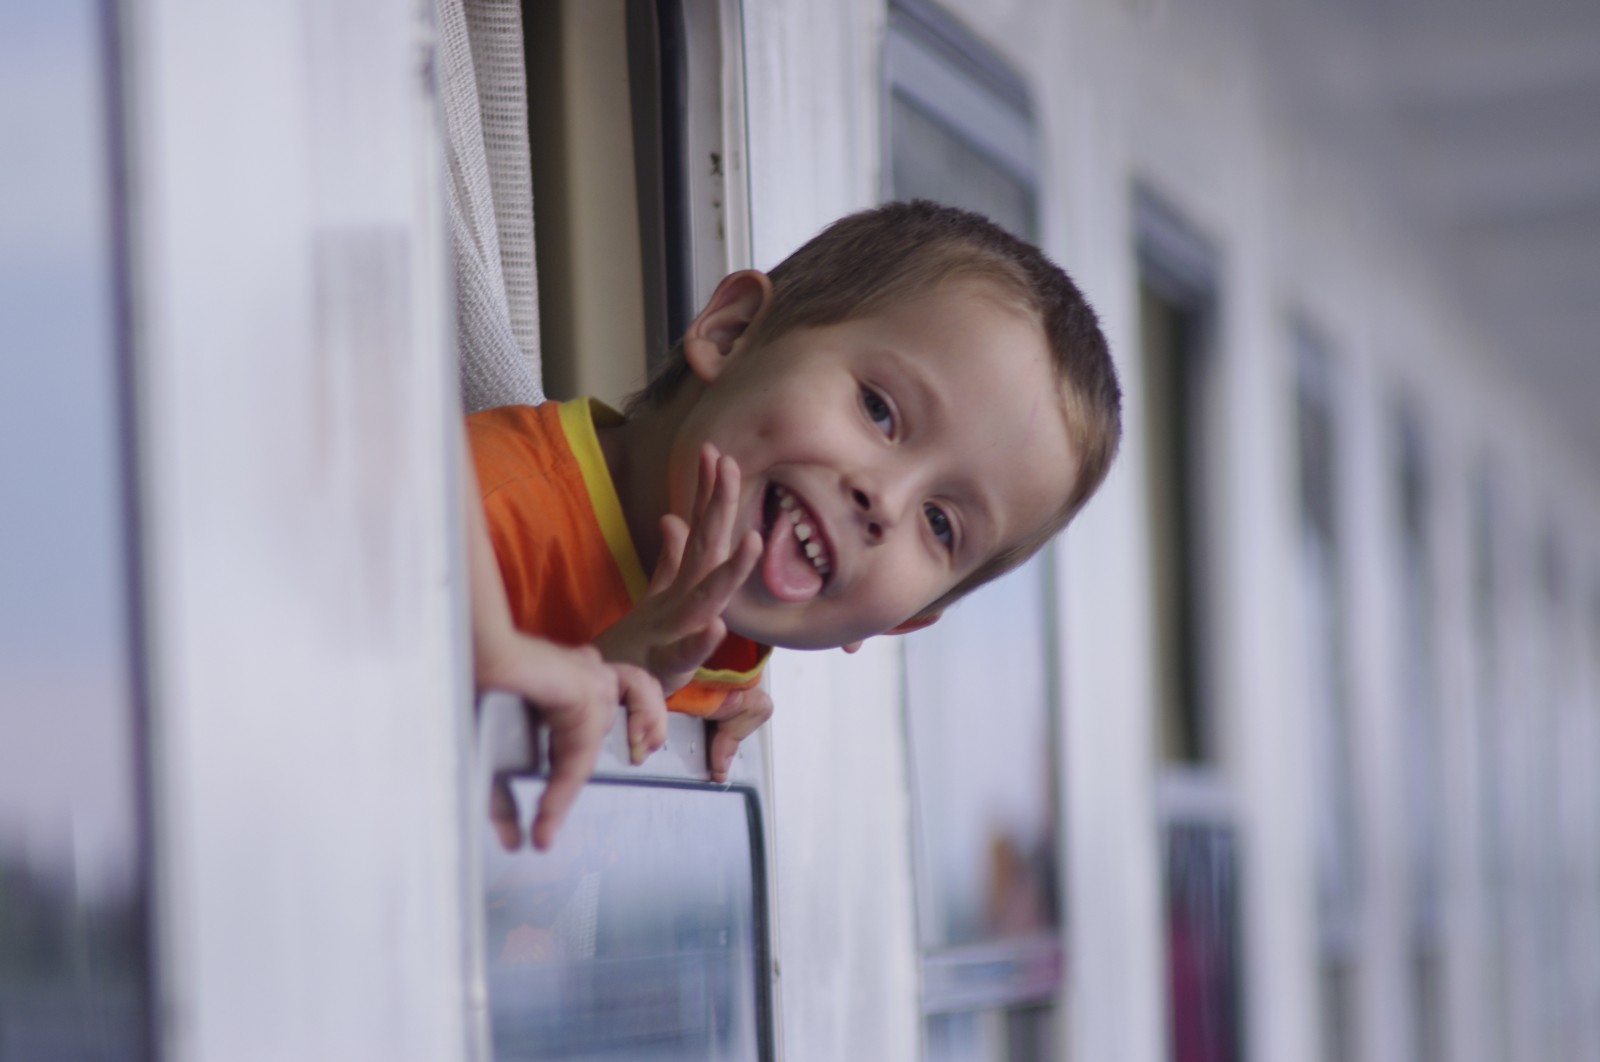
top-left (1143, 285), bottom-right (1209, 764)
top-left (483, 778), bottom-right (769, 1061)
top-left (1164, 821), bottom-right (1243, 1062)
top-left (904, 555), bottom-right (1060, 951)
top-left (890, 92), bottom-right (1036, 240)
top-left (926, 1010), bottom-right (1000, 1062)
top-left (923, 1004), bottom-right (1056, 1062)
top-left (1003, 1003), bottom-right (1056, 1062)
top-left (0, 4), bottom-right (151, 1060)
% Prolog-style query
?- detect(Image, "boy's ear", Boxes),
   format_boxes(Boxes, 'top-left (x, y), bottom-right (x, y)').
top-left (683, 270), bottom-right (774, 383)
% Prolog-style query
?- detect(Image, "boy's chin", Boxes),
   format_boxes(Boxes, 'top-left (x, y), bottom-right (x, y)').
top-left (722, 600), bottom-right (873, 652)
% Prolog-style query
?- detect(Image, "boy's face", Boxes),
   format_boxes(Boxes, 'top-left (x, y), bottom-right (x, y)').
top-left (673, 278), bottom-right (1076, 650)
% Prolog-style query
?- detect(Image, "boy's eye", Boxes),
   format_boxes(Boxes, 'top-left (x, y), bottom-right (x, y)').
top-left (924, 503), bottom-right (954, 551)
top-left (860, 385), bottom-right (894, 434)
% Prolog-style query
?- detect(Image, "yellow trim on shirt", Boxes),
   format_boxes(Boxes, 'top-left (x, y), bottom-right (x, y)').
top-left (558, 398), bottom-right (650, 602)
top-left (695, 648), bottom-right (772, 688)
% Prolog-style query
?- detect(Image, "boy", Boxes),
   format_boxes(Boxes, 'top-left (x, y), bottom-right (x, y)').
top-left (470, 200), bottom-right (1122, 848)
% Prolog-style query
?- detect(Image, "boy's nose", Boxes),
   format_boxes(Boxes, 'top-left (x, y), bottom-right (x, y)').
top-left (848, 482), bottom-right (891, 542)
top-left (851, 487), bottom-right (885, 541)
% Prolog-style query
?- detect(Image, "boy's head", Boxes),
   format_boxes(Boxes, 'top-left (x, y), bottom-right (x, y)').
top-left (632, 200), bottom-right (1121, 649)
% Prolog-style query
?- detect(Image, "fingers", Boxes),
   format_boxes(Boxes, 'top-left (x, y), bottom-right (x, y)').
top-left (615, 663), bottom-right (668, 764)
top-left (651, 618), bottom-right (727, 688)
top-left (690, 443), bottom-right (718, 528)
top-left (679, 529), bottom-right (762, 632)
top-left (650, 515), bottom-right (690, 593)
top-left (680, 451), bottom-right (741, 586)
top-left (531, 714), bottom-right (605, 850)
top-left (706, 688), bottom-right (774, 784)
top-left (488, 775), bottom-right (522, 851)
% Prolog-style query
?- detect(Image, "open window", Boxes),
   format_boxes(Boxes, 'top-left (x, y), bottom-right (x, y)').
top-left (522, 0), bottom-right (747, 405)
top-left (485, 3), bottom-right (772, 1058)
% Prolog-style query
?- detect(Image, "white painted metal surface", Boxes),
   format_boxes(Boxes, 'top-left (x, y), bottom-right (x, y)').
top-left (121, 1), bottom-right (475, 1059)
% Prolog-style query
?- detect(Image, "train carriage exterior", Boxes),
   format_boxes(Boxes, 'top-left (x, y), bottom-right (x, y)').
top-left (4, 1), bottom-right (1599, 1061)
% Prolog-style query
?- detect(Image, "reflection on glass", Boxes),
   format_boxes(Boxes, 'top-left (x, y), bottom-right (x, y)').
top-left (483, 778), bottom-right (768, 1061)
top-left (889, 94), bottom-right (1036, 240)
top-left (925, 1003), bottom-right (1054, 1062)
top-left (904, 555), bottom-right (1059, 951)
top-left (1, 3), bottom-right (151, 1060)
top-left (1164, 822), bottom-right (1243, 1062)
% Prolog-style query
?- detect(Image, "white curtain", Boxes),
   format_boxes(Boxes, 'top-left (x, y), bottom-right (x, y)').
top-left (436, 0), bottom-right (543, 411)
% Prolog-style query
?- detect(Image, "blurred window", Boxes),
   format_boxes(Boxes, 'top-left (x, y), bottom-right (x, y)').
top-left (483, 778), bottom-right (771, 1061)
top-left (1394, 402), bottom-right (1443, 1062)
top-left (1469, 466), bottom-right (1512, 1062)
top-left (1294, 319), bottom-right (1359, 1062)
top-left (0, 3), bottom-right (153, 1058)
top-left (1136, 191), bottom-right (1244, 1062)
top-left (885, 4), bottom-right (1064, 1059)
top-left (1139, 275), bottom-right (1210, 767)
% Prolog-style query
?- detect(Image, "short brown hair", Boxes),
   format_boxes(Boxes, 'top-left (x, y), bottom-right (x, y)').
top-left (631, 200), bottom-right (1121, 611)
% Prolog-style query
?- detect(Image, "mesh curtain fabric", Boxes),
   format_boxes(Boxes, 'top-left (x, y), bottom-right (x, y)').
top-left (437, 0), bottom-right (544, 412)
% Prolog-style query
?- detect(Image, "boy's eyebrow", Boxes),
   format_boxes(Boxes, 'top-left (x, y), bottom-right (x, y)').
top-left (877, 344), bottom-right (940, 424)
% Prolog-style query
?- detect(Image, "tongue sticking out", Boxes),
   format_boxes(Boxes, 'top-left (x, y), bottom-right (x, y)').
top-left (761, 510), bottom-right (824, 602)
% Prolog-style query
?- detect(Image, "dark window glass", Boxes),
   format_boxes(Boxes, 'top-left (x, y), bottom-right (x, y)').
top-left (484, 778), bottom-right (771, 1061)
top-left (1141, 283), bottom-right (1211, 765)
top-left (1164, 822), bottom-right (1244, 1062)
top-left (0, 4), bottom-right (152, 1060)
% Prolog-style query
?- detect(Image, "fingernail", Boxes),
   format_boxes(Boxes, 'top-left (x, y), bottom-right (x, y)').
top-left (630, 739), bottom-right (645, 764)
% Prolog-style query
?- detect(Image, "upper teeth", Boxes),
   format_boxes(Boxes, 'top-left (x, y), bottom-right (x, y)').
top-left (775, 486), bottom-right (831, 576)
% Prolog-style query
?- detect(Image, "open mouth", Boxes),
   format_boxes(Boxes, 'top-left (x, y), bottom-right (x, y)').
top-left (759, 483), bottom-right (833, 601)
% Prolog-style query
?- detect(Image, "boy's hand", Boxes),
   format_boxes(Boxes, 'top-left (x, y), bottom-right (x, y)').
top-left (480, 638), bottom-right (667, 849)
top-left (595, 444), bottom-right (762, 694)
top-left (705, 686), bottom-right (774, 784)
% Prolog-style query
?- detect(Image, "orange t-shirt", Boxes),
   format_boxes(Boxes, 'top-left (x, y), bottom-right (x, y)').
top-left (468, 398), bottom-right (768, 717)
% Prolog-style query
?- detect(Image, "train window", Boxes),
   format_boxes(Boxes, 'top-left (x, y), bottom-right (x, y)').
top-left (1135, 194), bottom-right (1219, 769)
top-left (1293, 319), bottom-right (1359, 1062)
top-left (1135, 191), bottom-right (1244, 1062)
top-left (883, 1), bottom-right (1036, 236)
top-left (483, 775), bottom-right (771, 1061)
top-left (0, 4), bottom-right (153, 1058)
top-left (884, 3), bottom-right (1063, 1059)
top-left (489, 3), bottom-right (769, 1058)
top-left (1393, 402), bottom-right (1443, 1062)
